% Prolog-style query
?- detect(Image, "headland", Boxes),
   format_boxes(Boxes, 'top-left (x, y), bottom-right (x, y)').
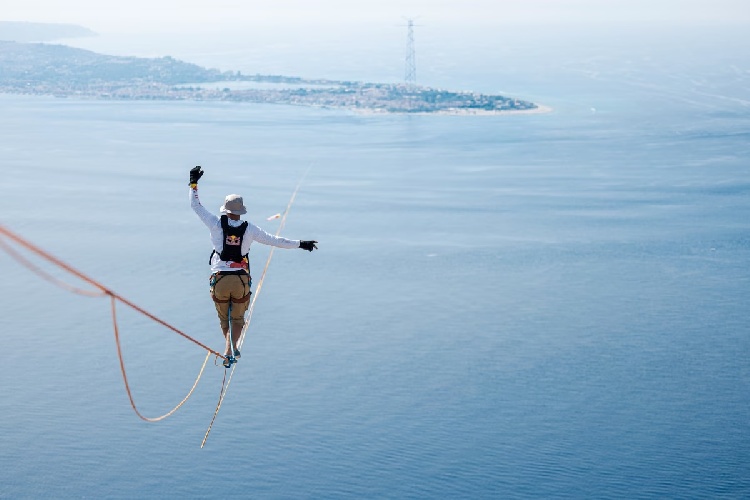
top-left (0, 40), bottom-right (547, 115)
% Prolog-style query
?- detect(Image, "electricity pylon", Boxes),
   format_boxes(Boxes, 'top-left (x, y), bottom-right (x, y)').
top-left (404, 18), bottom-right (417, 86)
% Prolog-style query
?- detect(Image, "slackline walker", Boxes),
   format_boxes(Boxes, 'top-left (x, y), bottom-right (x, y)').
top-left (189, 166), bottom-right (316, 447)
top-left (0, 167), bottom-right (317, 445)
top-left (188, 165), bottom-right (317, 370)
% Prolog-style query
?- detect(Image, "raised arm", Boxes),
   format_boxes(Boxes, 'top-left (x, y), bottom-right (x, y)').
top-left (189, 166), bottom-right (219, 229)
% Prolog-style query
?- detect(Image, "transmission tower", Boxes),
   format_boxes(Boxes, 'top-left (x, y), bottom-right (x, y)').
top-left (404, 18), bottom-right (417, 86)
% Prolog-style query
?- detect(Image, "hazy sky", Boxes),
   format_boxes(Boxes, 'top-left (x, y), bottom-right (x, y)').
top-left (3, 0), bottom-right (749, 33)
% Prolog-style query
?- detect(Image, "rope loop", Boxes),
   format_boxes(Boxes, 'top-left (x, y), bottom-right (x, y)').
top-left (0, 223), bottom-right (224, 422)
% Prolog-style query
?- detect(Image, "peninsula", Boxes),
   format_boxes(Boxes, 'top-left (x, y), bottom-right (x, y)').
top-left (0, 40), bottom-right (542, 115)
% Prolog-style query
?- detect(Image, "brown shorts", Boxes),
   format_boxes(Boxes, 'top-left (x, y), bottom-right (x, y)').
top-left (210, 272), bottom-right (251, 331)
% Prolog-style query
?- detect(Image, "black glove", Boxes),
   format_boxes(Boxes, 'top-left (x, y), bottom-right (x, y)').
top-left (299, 240), bottom-right (318, 252)
top-left (189, 166), bottom-right (204, 186)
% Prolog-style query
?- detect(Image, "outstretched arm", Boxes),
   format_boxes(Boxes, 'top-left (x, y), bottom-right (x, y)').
top-left (249, 224), bottom-right (301, 249)
top-left (248, 225), bottom-right (318, 252)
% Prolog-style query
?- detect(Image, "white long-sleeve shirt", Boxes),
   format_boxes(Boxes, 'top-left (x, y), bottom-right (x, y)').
top-left (190, 187), bottom-right (300, 273)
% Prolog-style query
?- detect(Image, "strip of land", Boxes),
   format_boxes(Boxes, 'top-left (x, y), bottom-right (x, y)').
top-left (0, 40), bottom-right (547, 115)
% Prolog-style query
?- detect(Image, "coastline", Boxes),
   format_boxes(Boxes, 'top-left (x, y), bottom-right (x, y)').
top-left (353, 103), bottom-right (553, 116)
top-left (0, 41), bottom-right (551, 116)
top-left (0, 89), bottom-right (552, 116)
top-left (1, 41), bottom-right (544, 116)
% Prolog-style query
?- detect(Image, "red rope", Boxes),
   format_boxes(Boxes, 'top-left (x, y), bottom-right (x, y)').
top-left (0, 236), bottom-right (106, 297)
top-left (0, 222), bottom-right (227, 422)
top-left (0, 223), bottom-right (225, 358)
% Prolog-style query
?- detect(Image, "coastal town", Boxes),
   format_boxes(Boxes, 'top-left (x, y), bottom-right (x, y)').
top-left (0, 39), bottom-right (541, 114)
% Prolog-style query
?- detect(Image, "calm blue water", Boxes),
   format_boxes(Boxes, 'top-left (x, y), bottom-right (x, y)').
top-left (1, 26), bottom-right (749, 498)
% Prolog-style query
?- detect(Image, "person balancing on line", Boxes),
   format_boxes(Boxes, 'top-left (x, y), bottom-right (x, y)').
top-left (189, 166), bottom-right (318, 368)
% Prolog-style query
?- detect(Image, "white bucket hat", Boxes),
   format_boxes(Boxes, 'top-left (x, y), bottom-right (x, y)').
top-left (220, 194), bottom-right (247, 215)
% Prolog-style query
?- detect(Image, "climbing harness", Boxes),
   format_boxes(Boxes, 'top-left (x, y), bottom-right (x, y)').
top-left (209, 271), bottom-right (252, 304)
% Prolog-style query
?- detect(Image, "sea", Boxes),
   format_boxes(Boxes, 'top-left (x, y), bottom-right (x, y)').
top-left (0, 23), bottom-right (749, 499)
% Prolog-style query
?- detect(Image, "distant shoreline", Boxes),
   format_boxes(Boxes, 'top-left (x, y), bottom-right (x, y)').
top-left (0, 89), bottom-right (551, 116)
top-left (353, 103), bottom-right (553, 116)
top-left (0, 40), bottom-right (544, 116)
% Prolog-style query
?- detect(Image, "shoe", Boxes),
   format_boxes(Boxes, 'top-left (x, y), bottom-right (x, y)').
top-left (222, 355), bottom-right (235, 368)
top-left (233, 349), bottom-right (241, 360)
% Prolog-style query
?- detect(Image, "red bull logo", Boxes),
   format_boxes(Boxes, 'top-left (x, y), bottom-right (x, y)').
top-left (225, 235), bottom-right (241, 246)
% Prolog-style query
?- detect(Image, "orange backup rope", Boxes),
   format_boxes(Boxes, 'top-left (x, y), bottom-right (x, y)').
top-left (0, 223), bottom-right (224, 358)
top-left (0, 222), bottom-right (226, 421)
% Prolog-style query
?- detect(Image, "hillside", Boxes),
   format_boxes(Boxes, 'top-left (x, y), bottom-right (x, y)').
top-left (0, 40), bottom-right (229, 85)
top-left (0, 40), bottom-right (540, 114)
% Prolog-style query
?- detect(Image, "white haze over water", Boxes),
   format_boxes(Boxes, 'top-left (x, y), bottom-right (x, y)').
top-left (5, 0), bottom-right (750, 89)
top-left (1, 5), bottom-right (750, 499)
top-left (3, 0), bottom-right (750, 29)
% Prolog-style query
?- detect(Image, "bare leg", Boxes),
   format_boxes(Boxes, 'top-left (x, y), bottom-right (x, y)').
top-left (230, 320), bottom-right (244, 356)
top-left (222, 329), bottom-right (232, 357)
